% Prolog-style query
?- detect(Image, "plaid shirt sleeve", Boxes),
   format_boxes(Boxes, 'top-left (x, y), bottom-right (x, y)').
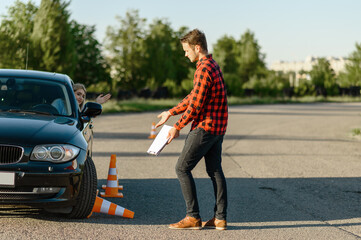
top-left (169, 67), bottom-right (211, 131)
top-left (169, 91), bottom-right (192, 115)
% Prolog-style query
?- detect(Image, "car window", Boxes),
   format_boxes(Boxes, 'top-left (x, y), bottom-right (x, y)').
top-left (0, 77), bottom-right (73, 116)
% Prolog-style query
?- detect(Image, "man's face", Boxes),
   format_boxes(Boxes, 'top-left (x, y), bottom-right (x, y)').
top-left (182, 42), bottom-right (199, 63)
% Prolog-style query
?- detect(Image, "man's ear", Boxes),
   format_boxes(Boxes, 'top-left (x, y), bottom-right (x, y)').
top-left (194, 45), bottom-right (201, 53)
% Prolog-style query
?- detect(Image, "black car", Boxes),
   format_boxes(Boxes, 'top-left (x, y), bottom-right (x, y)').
top-left (0, 69), bottom-right (102, 218)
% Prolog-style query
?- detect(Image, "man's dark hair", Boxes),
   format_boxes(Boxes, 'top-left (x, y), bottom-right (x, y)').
top-left (180, 29), bottom-right (208, 52)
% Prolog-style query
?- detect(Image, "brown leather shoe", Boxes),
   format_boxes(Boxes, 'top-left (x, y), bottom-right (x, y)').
top-left (169, 216), bottom-right (202, 230)
top-left (202, 217), bottom-right (227, 230)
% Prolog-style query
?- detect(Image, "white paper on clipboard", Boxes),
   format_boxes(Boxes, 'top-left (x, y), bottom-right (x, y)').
top-left (147, 125), bottom-right (172, 156)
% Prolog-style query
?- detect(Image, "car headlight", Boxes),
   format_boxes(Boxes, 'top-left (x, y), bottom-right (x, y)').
top-left (30, 144), bottom-right (80, 163)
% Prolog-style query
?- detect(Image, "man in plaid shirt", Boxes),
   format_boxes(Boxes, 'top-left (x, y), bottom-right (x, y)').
top-left (156, 29), bottom-right (228, 230)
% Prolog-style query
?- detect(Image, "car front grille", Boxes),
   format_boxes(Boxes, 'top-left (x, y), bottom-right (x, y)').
top-left (0, 187), bottom-right (60, 200)
top-left (0, 193), bottom-right (56, 200)
top-left (0, 145), bottom-right (24, 164)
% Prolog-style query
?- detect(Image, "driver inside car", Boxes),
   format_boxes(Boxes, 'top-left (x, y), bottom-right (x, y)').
top-left (51, 98), bottom-right (67, 115)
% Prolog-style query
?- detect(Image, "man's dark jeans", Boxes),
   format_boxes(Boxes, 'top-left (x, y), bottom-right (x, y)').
top-left (175, 128), bottom-right (227, 220)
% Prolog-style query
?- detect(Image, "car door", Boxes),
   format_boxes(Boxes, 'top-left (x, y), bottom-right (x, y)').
top-left (81, 120), bottom-right (93, 157)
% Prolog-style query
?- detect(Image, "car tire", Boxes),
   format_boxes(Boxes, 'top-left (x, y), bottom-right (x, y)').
top-left (67, 156), bottom-right (97, 219)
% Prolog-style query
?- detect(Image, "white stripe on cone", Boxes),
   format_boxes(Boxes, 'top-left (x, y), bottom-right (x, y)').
top-left (100, 199), bottom-right (111, 214)
top-left (98, 197), bottom-right (126, 217)
top-left (115, 206), bottom-right (125, 216)
top-left (106, 180), bottom-right (119, 188)
top-left (108, 168), bottom-right (117, 175)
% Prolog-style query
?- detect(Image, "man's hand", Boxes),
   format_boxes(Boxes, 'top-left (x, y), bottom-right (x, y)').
top-left (155, 111), bottom-right (171, 128)
top-left (167, 127), bottom-right (179, 144)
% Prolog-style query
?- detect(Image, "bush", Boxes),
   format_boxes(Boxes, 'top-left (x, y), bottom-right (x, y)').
top-left (180, 79), bottom-right (193, 93)
top-left (294, 79), bottom-right (314, 96)
top-left (163, 79), bottom-right (185, 97)
top-left (242, 73), bottom-right (289, 97)
top-left (223, 73), bottom-right (243, 96)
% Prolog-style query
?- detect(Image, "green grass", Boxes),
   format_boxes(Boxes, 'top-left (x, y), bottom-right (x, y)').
top-left (99, 98), bottom-right (180, 113)
top-left (228, 96), bottom-right (361, 105)
top-left (92, 96), bottom-right (361, 114)
top-left (352, 128), bottom-right (361, 136)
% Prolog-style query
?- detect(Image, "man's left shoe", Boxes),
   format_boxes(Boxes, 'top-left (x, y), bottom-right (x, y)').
top-left (202, 217), bottom-right (227, 230)
top-left (169, 216), bottom-right (202, 230)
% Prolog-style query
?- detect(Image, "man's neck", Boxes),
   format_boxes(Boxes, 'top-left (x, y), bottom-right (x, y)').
top-left (198, 51), bottom-right (208, 60)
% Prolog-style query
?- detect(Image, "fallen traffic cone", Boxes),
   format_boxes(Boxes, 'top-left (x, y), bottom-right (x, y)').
top-left (101, 154), bottom-right (123, 198)
top-left (148, 122), bottom-right (157, 139)
top-left (87, 196), bottom-right (134, 219)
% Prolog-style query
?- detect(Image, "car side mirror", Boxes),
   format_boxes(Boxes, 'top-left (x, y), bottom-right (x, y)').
top-left (81, 102), bottom-right (102, 118)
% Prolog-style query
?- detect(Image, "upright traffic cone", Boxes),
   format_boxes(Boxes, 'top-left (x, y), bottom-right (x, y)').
top-left (87, 196), bottom-right (134, 219)
top-left (101, 154), bottom-right (123, 198)
top-left (148, 122), bottom-right (157, 139)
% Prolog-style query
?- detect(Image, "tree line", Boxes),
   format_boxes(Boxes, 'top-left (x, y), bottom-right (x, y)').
top-left (1, 0), bottom-right (360, 99)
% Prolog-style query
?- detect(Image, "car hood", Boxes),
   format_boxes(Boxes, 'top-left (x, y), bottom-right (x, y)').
top-left (0, 112), bottom-right (79, 145)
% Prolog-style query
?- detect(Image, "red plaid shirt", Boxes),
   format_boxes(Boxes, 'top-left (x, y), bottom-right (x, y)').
top-left (169, 54), bottom-right (228, 135)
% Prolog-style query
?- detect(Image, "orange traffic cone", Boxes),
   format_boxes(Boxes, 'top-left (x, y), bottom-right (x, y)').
top-left (87, 196), bottom-right (134, 219)
top-left (148, 122), bottom-right (157, 139)
top-left (101, 154), bottom-right (123, 198)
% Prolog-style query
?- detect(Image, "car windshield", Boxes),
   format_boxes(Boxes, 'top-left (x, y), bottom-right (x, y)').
top-left (0, 77), bottom-right (73, 116)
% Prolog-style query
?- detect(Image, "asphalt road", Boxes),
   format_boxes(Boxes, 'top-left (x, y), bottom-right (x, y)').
top-left (2, 102), bottom-right (361, 239)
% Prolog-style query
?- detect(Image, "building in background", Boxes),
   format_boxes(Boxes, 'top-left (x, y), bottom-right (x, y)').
top-left (270, 56), bottom-right (348, 86)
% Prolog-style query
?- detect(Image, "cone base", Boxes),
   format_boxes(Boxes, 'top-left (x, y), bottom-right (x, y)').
top-left (148, 135), bottom-right (156, 139)
top-left (89, 208), bottom-right (134, 219)
top-left (100, 192), bottom-right (124, 198)
top-left (102, 185), bottom-right (123, 191)
top-left (123, 209), bottom-right (134, 219)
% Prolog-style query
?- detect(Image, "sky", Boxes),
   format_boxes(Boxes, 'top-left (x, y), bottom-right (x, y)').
top-left (1, 0), bottom-right (361, 67)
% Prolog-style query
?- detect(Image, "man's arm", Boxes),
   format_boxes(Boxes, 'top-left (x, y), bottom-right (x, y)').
top-left (169, 91), bottom-right (192, 116)
top-left (173, 69), bottom-right (211, 131)
top-left (155, 68), bottom-right (210, 142)
top-left (155, 91), bottom-right (192, 128)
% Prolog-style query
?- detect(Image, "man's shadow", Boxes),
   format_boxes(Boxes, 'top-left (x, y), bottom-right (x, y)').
top-left (3, 177), bottom-right (361, 231)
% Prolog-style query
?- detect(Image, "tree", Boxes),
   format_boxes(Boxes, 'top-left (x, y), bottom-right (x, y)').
top-left (237, 30), bottom-right (267, 84)
top-left (70, 21), bottom-right (111, 88)
top-left (161, 26), bottom-right (194, 97)
top-left (212, 30), bottom-right (267, 96)
top-left (31, 0), bottom-right (76, 76)
top-left (171, 26), bottom-right (193, 84)
top-left (338, 43), bottom-right (361, 87)
top-left (104, 9), bottom-right (146, 90)
top-left (143, 19), bottom-right (176, 88)
top-left (143, 20), bottom-right (191, 94)
top-left (213, 35), bottom-right (241, 96)
top-left (309, 58), bottom-right (338, 96)
top-left (0, 0), bottom-right (38, 69)
top-left (213, 35), bottom-right (239, 74)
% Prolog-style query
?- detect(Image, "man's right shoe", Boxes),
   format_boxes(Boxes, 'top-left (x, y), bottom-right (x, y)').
top-left (202, 217), bottom-right (227, 230)
top-left (169, 216), bottom-right (202, 230)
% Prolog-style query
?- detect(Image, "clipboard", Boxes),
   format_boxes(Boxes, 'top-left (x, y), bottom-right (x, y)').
top-left (147, 125), bottom-right (172, 156)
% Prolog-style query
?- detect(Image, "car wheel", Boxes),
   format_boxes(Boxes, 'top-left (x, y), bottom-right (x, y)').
top-left (67, 156), bottom-right (97, 219)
